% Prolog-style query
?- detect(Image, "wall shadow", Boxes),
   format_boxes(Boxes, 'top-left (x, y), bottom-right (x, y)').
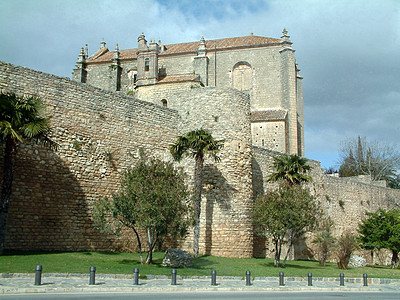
top-left (202, 165), bottom-right (235, 255)
top-left (2, 143), bottom-right (114, 252)
top-left (251, 157), bottom-right (267, 257)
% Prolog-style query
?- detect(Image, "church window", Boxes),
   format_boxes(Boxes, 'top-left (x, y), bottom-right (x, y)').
top-left (161, 99), bottom-right (167, 107)
top-left (145, 58), bottom-right (150, 72)
top-left (232, 62), bottom-right (252, 91)
top-left (127, 70), bottom-right (137, 85)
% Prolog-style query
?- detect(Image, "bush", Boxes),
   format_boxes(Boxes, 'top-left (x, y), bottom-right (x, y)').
top-left (313, 218), bottom-right (335, 266)
top-left (337, 232), bottom-right (358, 269)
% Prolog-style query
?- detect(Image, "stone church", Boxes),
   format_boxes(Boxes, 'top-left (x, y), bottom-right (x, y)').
top-left (73, 29), bottom-right (304, 156)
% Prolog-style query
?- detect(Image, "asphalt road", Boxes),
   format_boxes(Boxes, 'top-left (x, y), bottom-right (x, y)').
top-left (0, 291), bottom-right (399, 300)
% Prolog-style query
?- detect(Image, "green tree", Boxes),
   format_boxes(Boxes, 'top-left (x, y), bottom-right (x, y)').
top-left (0, 93), bottom-right (56, 255)
top-left (253, 184), bottom-right (320, 267)
top-left (267, 154), bottom-right (312, 185)
top-left (339, 136), bottom-right (399, 186)
top-left (93, 157), bottom-right (191, 264)
top-left (358, 209), bottom-right (400, 268)
top-left (170, 129), bottom-right (224, 258)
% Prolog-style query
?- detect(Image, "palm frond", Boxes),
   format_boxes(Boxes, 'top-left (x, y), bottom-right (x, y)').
top-left (0, 92), bottom-right (55, 149)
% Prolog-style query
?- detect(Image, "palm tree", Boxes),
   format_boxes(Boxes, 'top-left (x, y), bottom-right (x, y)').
top-left (0, 93), bottom-right (56, 254)
top-left (170, 129), bottom-right (224, 258)
top-left (268, 153), bottom-right (312, 185)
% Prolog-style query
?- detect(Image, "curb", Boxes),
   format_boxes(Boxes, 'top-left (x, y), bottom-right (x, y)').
top-left (2, 273), bottom-right (400, 284)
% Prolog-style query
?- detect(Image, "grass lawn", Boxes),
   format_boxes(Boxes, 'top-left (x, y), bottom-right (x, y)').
top-left (0, 251), bottom-right (399, 279)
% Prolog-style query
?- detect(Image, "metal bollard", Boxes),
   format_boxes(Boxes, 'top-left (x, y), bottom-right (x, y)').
top-left (34, 265), bottom-right (42, 286)
top-left (211, 270), bottom-right (217, 286)
top-left (171, 269), bottom-right (177, 285)
top-left (308, 272), bottom-right (312, 286)
top-left (363, 273), bottom-right (368, 286)
top-left (133, 268), bottom-right (139, 285)
top-left (339, 273), bottom-right (344, 286)
top-left (279, 271), bottom-right (285, 286)
top-left (245, 270), bottom-right (251, 286)
top-left (89, 266), bottom-right (96, 285)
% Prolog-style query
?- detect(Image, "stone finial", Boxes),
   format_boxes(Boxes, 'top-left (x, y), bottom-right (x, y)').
top-left (149, 40), bottom-right (158, 51)
top-left (159, 40), bottom-right (166, 52)
top-left (100, 41), bottom-right (106, 48)
top-left (138, 33), bottom-right (148, 50)
top-left (138, 33), bottom-right (146, 43)
top-left (113, 43), bottom-right (120, 60)
top-left (197, 36), bottom-right (207, 56)
top-left (280, 28), bottom-right (292, 48)
top-left (78, 47), bottom-right (85, 63)
top-left (84, 44), bottom-right (88, 59)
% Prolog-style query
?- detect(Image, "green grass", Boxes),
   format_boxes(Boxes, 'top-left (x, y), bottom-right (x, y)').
top-left (1, 251), bottom-right (399, 279)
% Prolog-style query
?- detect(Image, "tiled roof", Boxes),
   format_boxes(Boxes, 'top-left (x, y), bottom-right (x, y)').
top-left (87, 35), bottom-right (281, 63)
top-left (251, 109), bottom-right (287, 122)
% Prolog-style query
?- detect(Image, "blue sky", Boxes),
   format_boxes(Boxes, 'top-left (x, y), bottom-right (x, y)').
top-left (0, 0), bottom-right (399, 169)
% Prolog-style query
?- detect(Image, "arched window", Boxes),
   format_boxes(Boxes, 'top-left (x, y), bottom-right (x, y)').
top-left (232, 62), bottom-right (252, 91)
top-left (145, 58), bottom-right (150, 72)
top-left (127, 70), bottom-right (137, 85)
top-left (161, 99), bottom-right (167, 107)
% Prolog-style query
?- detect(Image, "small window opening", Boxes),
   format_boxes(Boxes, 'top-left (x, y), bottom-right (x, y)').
top-left (161, 99), bottom-right (167, 107)
top-left (262, 139), bottom-right (265, 146)
top-left (145, 58), bottom-right (150, 72)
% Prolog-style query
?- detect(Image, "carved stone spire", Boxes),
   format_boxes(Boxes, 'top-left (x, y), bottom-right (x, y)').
top-left (138, 33), bottom-right (148, 51)
top-left (78, 47), bottom-right (85, 63)
top-left (197, 36), bottom-right (207, 57)
top-left (113, 43), bottom-right (120, 60)
top-left (280, 28), bottom-right (293, 50)
top-left (281, 28), bottom-right (292, 43)
top-left (84, 44), bottom-right (88, 59)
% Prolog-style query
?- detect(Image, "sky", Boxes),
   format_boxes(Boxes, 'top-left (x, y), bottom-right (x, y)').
top-left (0, 0), bottom-right (399, 169)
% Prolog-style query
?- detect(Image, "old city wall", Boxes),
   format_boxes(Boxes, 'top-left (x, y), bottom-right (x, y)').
top-left (0, 61), bottom-right (180, 251)
top-left (0, 61), bottom-right (256, 258)
top-left (252, 147), bottom-right (400, 262)
top-left (134, 81), bottom-right (202, 108)
top-left (168, 87), bottom-right (255, 257)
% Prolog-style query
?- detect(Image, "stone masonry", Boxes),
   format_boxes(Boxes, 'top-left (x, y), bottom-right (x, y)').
top-left (73, 30), bottom-right (304, 157)
top-left (0, 31), bottom-right (399, 260)
top-left (0, 61), bottom-right (254, 258)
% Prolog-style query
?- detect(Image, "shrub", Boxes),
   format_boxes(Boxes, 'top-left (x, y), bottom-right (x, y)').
top-left (337, 232), bottom-right (358, 269)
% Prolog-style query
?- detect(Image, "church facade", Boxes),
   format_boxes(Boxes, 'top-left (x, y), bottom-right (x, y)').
top-left (73, 30), bottom-right (304, 156)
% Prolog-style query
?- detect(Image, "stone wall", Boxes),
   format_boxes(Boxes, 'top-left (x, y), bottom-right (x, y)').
top-left (134, 81), bottom-right (202, 108)
top-left (169, 88), bottom-right (254, 257)
top-left (0, 61), bottom-right (254, 258)
top-left (251, 120), bottom-right (286, 152)
top-left (0, 61), bottom-right (180, 251)
top-left (252, 146), bottom-right (400, 261)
